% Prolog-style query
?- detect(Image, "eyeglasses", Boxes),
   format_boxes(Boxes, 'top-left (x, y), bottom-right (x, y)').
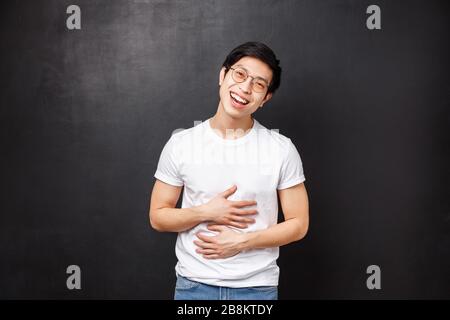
top-left (228, 67), bottom-right (269, 93)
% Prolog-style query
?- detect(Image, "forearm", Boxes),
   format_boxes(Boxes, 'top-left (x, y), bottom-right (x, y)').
top-left (150, 205), bottom-right (208, 233)
top-left (241, 218), bottom-right (308, 250)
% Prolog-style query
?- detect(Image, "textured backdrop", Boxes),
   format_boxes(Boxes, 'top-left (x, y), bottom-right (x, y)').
top-left (1, 0), bottom-right (449, 299)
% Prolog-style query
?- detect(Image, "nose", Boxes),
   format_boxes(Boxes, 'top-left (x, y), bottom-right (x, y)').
top-left (239, 77), bottom-right (252, 94)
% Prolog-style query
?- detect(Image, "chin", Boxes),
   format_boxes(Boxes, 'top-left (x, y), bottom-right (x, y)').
top-left (223, 103), bottom-right (247, 119)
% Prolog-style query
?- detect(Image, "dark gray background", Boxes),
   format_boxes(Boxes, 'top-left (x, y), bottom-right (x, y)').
top-left (1, 0), bottom-right (449, 299)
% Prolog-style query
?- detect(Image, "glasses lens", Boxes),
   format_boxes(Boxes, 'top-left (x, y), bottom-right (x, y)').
top-left (253, 80), bottom-right (267, 93)
top-left (232, 68), bottom-right (247, 83)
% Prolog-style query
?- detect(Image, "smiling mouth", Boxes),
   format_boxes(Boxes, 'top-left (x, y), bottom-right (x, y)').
top-left (230, 92), bottom-right (249, 106)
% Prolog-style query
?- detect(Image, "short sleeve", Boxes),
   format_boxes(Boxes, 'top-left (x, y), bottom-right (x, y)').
top-left (154, 135), bottom-right (184, 187)
top-left (277, 139), bottom-right (306, 190)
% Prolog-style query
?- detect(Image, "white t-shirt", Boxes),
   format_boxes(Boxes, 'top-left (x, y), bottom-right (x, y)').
top-left (154, 118), bottom-right (305, 287)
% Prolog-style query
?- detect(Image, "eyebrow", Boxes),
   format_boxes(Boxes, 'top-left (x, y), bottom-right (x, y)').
top-left (234, 64), bottom-right (270, 84)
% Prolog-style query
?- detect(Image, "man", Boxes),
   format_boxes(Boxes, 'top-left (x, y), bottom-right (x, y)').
top-left (149, 42), bottom-right (309, 300)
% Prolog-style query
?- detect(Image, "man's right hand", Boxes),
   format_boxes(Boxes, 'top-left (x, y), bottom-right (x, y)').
top-left (198, 185), bottom-right (257, 229)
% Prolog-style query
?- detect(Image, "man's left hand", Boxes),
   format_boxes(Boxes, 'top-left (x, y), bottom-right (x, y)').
top-left (194, 225), bottom-right (247, 259)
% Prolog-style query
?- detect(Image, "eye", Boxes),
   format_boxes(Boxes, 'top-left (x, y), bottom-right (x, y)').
top-left (254, 81), bottom-right (266, 91)
top-left (234, 69), bottom-right (247, 79)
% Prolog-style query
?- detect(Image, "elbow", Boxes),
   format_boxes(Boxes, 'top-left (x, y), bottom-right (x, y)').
top-left (299, 222), bottom-right (309, 241)
top-left (294, 217), bottom-right (309, 242)
top-left (150, 219), bottom-right (161, 232)
top-left (149, 210), bottom-right (164, 232)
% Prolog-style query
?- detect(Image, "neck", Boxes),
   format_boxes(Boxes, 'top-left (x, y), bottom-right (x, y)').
top-left (209, 102), bottom-right (254, 139)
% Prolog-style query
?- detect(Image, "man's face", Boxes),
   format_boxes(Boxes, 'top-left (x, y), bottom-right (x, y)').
top-left (219, 56), bottom-right (273, 119)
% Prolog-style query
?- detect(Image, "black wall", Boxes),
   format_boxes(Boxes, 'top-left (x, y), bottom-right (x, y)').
top-left (1, 0), bottom-right (449, 299)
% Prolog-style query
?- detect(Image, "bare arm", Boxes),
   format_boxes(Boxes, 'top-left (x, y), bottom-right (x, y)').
top-left (242, 182), bottom-right (309, 249)
top-left (149, 180), bottom-right (258, 233)
top-left (194, 182), bottom-right (309, 259)
top-left (149, 180), bottom-right (204, 232)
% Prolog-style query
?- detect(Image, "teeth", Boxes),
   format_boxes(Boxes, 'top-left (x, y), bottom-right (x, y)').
top-left (230, 92), bottom-right (249, 104)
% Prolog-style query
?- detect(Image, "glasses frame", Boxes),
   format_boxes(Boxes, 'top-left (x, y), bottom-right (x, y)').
top-left (228, 67), bottom-right (270, 93)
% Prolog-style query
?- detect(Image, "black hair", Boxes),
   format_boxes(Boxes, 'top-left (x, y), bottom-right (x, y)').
top-left (222, 42), bottom-right (282, 94)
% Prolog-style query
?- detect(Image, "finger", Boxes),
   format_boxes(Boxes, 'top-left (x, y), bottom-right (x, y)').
top-left (196, 248), bottom-right (216, 255)
top-left (206, 221), bottom-right (249, 229)
top-left (219, 185), bottom-right (237, 198)
top-left (231, 216), bottom-right (255, 224)
top-left (203, 254), bottom-right (220, 260)
top-left (195, 233), bottom-right (216, 243)
top-left (207, 225), bottom-right (227, 232)
top-left (227, 222), bottom-right (249, 229)
top-left (193, 240), bottom-right (216, 249)
top-left (231, 200), bottom-right (257, 208)
top-left (233, 208), bottom-right (258, 216)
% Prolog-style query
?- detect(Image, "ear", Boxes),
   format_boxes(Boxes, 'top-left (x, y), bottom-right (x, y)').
top-left (260, 92), bottom-right (273, 108)
top-left (219, 67), bottom-right (226, 86)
